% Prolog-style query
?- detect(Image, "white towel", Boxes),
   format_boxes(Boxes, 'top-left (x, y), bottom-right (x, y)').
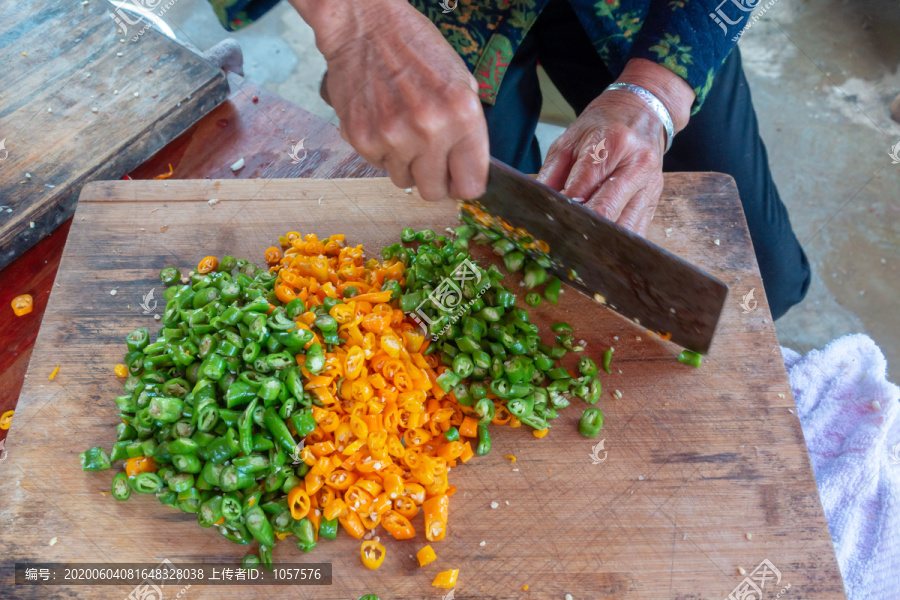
top-left (783, 334), bottom-right (900, 600)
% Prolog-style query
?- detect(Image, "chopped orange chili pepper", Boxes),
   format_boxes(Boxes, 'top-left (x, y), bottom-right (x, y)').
top-left (124, 456), bottom-right (156, 478)
top-left (287, 486), bottom-right (311, 520)
top-left (533, 428), bottom-right (549, 439)
top-left (11, 294), bottom-right (33, 317)
top-left (381, 510), bottom-right (416, 540)
top-left (196, 256), bottom-right (218, 274)
top-left (432, 569), bottom-right (459, 588)
top-left (416, 545), bottom-right (437, 567)
top-left (266, 231), bottom-right (507, 556)
top-left (339, 510), bottom-right (366, 539)
top-left (459, 416), bottom-right (479, 439)
top-left (48, 365), bottom-right (60, 380)
top-left (0, 410), bottom-right (14, 430)
top-left (423, 494), bottom-right (449, 541)
top-left (360, 540), bottom-right (386, 570)
top-left (264, 246), bottom-right (283, 265)
top-left (153, 163), bottom-right (174, 179)
top-left (114, 363), bottom-right (128, 378)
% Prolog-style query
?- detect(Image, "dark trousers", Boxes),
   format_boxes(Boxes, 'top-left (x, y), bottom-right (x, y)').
top-left (482, 0), bottom-right (811, 319)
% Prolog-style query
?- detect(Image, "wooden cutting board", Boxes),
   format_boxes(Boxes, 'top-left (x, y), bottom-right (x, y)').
top-left (0, 0), bottom-right (229, 270)
top-left (0, 176), bottom-right (846, 599)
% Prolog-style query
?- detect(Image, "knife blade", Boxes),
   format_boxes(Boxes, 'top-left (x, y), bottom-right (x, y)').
top-left (461, 158), bottom-right (728, 353)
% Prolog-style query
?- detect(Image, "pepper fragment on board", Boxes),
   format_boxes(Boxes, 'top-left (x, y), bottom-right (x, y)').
top-left (11, 294), bottom-right (33, 316)
top-left (153, 163), bottom-right (174, 180)
top-left (431, 569), bottom-right (459, 588)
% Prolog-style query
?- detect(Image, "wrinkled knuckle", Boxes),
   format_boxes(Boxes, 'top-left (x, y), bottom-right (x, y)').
top-left (348, 128), bottom-right (379, 160)
top-left (378, 119), bottom-right (408, 152)
top-left (455, 92), bottom-right (483, 120)
top-left (416, 109), bottom-right (449, 140)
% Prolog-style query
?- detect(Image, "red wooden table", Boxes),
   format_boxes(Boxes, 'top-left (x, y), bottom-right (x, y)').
top-left (0, 73), bottom-right (381, 444)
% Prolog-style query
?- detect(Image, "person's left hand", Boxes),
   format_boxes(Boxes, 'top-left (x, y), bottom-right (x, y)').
top-left (537, 59), bottom-right (695, 237)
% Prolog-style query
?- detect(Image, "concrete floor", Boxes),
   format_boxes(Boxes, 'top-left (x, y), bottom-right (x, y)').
top-left (163, 0), bottom-right (900, 376)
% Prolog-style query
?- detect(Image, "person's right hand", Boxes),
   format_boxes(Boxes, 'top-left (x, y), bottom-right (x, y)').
top-left (292, 0), bottom-right (489, 201)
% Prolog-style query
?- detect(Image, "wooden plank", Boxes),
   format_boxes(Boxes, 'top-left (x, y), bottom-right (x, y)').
top-left (0, 176), bottom-right (845, 599)
top-left (0, 0), bottom-right (229, 269)
top-left (129, 73), bottom-right (386, 181)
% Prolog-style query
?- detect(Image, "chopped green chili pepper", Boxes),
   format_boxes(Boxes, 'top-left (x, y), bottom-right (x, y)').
top-left (79, 447), bottom-right (111, 471)
top-left (111, 472), bottom-right (131, 501)
top-left (578, 357), bottom-right (598, 377)
top-left (293, 517), bottom-right (317, 552)
top-left (503, 251), bottom-right (525, 273)
top-left (523, 261), bottom-right (548, 289)
top-left (678, 350), bottom-right (702, 368)
top-left (160, 267), bottom-right (181, 285)
top-left (476, 423), bottom-right (491, 456)
top-left (219, 522), bottom-right (252, 545)
top-left (578, 407), bottom-right (604, 437)
top-left (452, 354), bottom-right (474, 379)
top-left (507, 396), bottom-right (535, 419)
top-left (525, 292), bottom-right (542, 307)
top-left (245, 505), bottom-right (275, 547)
top-left (126, 328), bottom-right (150, 352)
top-left (263, 407), bottom-right (295, 454)
top-left (435, 370), bottom-right (461, 393)
top-left (544, 276), bottom-right (562, 304)
top-left (550, 322), bottom-right (573, 334)
top-left (603, 349), bottom-right (613, 374)
top-left (415, 229), bottom-right (436, 242)
top-left (131, 472), bottom-right (164, 494)
top-left (319, 517), bottom-right (339, 540)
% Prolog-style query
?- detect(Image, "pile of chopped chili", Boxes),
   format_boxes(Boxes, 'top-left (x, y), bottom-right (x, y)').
top-left (81, 227), bottom-right (606, 586)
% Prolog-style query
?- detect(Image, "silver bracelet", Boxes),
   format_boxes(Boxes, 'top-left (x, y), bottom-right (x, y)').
top-left (604, 82), bottom-right (675, 152)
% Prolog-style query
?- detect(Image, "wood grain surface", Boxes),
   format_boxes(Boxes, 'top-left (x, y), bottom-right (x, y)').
top-left (0, 0), bottom-right (228, 269)
top-left (0, 176), bottom-right (845, 599)
top-left (130, 73), bottom-right (386, 182)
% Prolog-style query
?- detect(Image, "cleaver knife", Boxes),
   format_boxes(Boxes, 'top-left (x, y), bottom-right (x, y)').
top-left (461, 158), bottom-right (728, 353)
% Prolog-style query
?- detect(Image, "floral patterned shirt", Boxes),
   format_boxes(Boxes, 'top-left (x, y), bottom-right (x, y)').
top-left (209, 0), bottom-right (741, 114)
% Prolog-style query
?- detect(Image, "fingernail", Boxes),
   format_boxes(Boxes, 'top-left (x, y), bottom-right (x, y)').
top-left (572, 196), bottom-right (585, 203)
